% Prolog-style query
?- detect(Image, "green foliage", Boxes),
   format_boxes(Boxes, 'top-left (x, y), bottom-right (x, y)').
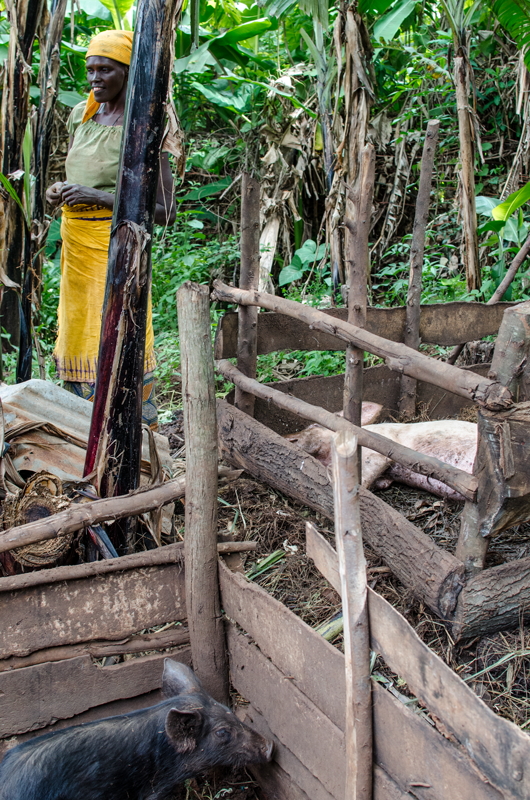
top-left (492, 0), bottom-right (530, 71)
top-left (278, 239), bottom-right (327, 286)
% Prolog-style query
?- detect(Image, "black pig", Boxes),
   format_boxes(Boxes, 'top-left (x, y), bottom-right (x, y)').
top-left (0, 659), bottom-right (273, 800)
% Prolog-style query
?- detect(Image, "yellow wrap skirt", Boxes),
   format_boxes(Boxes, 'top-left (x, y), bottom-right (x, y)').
top-left (54, 205), bottom-right (156, 383)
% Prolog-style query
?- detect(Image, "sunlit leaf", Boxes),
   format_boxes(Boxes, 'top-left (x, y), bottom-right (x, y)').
top-left (278, 264), bottom-right (304, 286)
top-left (492, 181), bottom-right (530, 222)
top-left (373, 0), bottom-right (416, 42)
top-left (179, 176), bottom-right (232, 201)
top-left (58, 89), bottom-right (86, 107)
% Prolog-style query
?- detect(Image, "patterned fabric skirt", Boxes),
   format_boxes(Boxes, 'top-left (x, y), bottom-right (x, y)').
top-left (63, 371), bottom-right (158, 431)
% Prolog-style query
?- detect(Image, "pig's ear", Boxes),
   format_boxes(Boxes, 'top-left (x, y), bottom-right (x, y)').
top-left (162, 659), bottom-right (203, 698)
top-left (165, 708), bottom-right (202, 754)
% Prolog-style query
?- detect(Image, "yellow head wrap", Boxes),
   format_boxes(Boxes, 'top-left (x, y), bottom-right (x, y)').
top-left (82, 30), bottom-right (134, 123)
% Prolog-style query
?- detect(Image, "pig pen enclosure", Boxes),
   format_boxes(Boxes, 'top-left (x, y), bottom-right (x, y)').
top-left (2, 276), bottom-right (530, 800)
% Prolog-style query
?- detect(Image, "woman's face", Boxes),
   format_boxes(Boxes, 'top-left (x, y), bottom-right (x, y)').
top-left (86, 56), bottom-right (128, 103)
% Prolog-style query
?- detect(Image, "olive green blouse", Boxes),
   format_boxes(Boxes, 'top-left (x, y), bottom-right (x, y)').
top-left (65, 101), bottom-right (122, 194)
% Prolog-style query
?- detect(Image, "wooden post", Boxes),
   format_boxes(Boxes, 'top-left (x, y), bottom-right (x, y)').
top-left (456, 300), bottom-right (530, 575)
top-left (235, 172), bottom-right (260, 417)
top-left (177, 281), bottom-right (229, 704)
top-left (399, 120), bottom-right (440, 419)
top-left (83, 0), bottom-right (182, 552)
top-left (331, 429), bottom-right (372, 800)
top-left (344, 144), bottom-right (375, 433)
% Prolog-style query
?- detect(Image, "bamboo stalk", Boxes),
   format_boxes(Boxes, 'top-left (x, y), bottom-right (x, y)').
top-left (211, 280), bottom-right (512, 411)
top-left (235, 172), bottom-right (260, 417)
top-left (0, 0), bottom-right (45, 349)
top-left (344, 144), bottom-right (375, 432)
top-left (331, 429), bottom-right (372, 800)
top-left (177, 281), bottom-right (229, 704)
top-left (84, 0), bottom-right (182, 553)
top-left (454, 56), bottom-right (480, 293)
top-left (399, 119), bottom-right (440, 419)
top-left (216, 359), bottom-right (478, 501)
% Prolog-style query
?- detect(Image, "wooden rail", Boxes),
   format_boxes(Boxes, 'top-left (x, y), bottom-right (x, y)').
top-left (211, 281), bottom-right (513, 411)
top-left (216, 360), bottom-right (478, 502)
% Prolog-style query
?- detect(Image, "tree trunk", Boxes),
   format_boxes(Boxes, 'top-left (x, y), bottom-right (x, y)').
top-left (84, 0), bottom-right (183, 553)
top-left (454, 55), bottom-right (480, 292)
top-left (178, 281), bottom-right (229, 704)
top-left (235, 172), bottom-right (260, 417)
top-left (399, 119), bottom-right (440, 418)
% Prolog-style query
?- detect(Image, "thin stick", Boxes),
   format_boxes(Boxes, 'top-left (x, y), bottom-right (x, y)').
top-left (331, 429), bottom-right (372, 800)
top-left (178, 281), bottom-right (229, 704)
top-left (447, 233), bottom-right (530, 365)
top-left (235, 172), bottom-right (260, 417)
top-left (216, 359), bottom-right (477, 501)
top-left (400, 120), bottom-right (440, 418)
top-left (0, 467), bottom-right (242, 555)
top-left (212, 280), bottom-right (512, 411)
top-left (344, 144), bottom-right (375, 431)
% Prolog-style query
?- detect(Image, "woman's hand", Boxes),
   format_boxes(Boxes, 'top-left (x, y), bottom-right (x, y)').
top-left (60, 184), bottom-right (114, 209)
top-left (46, 182), bottom-right (66, 207)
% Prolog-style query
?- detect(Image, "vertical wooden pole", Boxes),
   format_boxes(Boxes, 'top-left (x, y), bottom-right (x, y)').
top-left (456, 300), bottom-right (530, 575)
top-left (235, 172), bottom-right (260, 417)
top-left (331, 429), bottom-right (372, 800)
top-left (344, 144), bottom-right (375, 436)
top-left (399, 119), bottom-right (440, 419)
top-left (454, 56), bottom-right (480, 293)
top-left (177, 281), bottom-right (229, 704)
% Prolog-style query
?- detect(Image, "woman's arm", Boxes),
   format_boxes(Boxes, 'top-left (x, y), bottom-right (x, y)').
top-left (47, 149), bottom-right (175, 221)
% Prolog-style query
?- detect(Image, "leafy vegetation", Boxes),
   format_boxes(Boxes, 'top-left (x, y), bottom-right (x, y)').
top-left (2, 0), bottom-right (530, 417)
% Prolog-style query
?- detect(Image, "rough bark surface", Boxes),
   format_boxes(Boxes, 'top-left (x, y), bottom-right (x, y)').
top-left (84, 0), bottom-right (182, 552)
top-left (235, 172), bottom-right (260, 417)
top-left (400, 119), bottom-right (440, 418)
top-left (178, 281), bottom-right (228, 703)
top-left (217, 400), bottom-right (464, 618)
top-left (344, 144), bottom-right (375, 429)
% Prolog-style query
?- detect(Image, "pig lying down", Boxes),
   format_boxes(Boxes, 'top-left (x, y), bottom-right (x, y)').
top-left (285, 405), bottom-right (477, 501)
top-left (0, 660), bottom-right (273, 800)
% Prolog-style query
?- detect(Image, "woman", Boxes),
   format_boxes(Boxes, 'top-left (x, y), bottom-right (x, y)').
top-left (46, 29), bottom-right (175, 430)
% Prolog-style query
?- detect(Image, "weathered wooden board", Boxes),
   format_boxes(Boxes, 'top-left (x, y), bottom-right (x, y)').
top-left (243, 705), bottom-right (334, 800)
top-left (305, 526), bottom-right (530, 799)
top-left (0, 541), bottom-right (184, 592)
top-left (0, 648), bottom-right (191, 737)
top-left (243, 703), bottom-right (410, 800)
top-left (228, 624), bottom-right (346, 799)
top-left (0, 690), bottom-right (162, 758)
top-left (0, 626), bottom-right (190, 672)
top-left (227, 625), bottom-right (502, 800)
top-left (226, 363), bottom-right (488, 435)
top-left (0, 561), bottom-right (186, 658)
top-left (214, 303), bottom-right (515, 358)
top-left (217, 401), bottom-right (464, 619)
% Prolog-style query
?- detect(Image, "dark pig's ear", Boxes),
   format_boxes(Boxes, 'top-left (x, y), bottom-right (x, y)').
top-left (165, 708), bottom-right (202, 754)
top-left (162, 659), bottom-right (204, 697)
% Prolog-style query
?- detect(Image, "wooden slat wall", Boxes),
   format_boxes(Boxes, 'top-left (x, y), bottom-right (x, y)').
top-left (0, 648), bottom-right (191, 737)
top-left (220, 562), bottom-right (528, 800)
top-left (214, 302), bottom-right (515, 359)
top-left (0, 561), bottom-right (186, 659)
top-left (303, 532), bottom-right (530, 799)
